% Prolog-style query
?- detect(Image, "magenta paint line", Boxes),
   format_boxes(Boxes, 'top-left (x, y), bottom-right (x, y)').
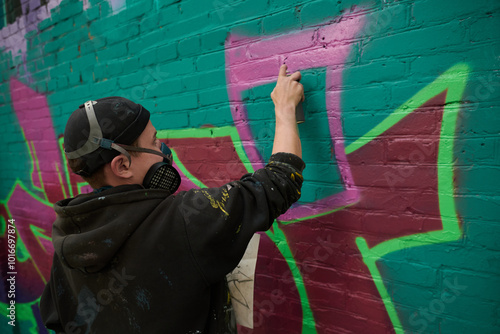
top-left (326, 67), bottom-right (358, 193)
top-left (7, 184), bottom-right (57, 235)
top-left (10, 78), bottom-right (65, 193)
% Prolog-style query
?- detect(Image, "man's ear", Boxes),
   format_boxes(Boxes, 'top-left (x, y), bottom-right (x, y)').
top-left (109, 155), bottom-right (133, 179)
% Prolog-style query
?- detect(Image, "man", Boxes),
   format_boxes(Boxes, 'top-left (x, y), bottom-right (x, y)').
top-left (40, 64), bottom-right (305, 333)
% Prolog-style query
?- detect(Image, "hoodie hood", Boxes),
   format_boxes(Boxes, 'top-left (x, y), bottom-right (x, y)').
top-left (52, 185), bottom-right (170, 273)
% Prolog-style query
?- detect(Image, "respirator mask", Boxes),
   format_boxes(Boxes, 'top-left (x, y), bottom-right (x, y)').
top-left (135, 143), bottom-right (182, 193)
top-left (108, 142), bottom-right (182, 193)
top-left (119, 142), bottom-right (182, 193)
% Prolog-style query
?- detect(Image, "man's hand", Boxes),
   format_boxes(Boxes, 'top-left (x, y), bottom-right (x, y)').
top-left (270, 64), bottom-right (304, 158)
top-left (271, 64), bottom-right (305, 123)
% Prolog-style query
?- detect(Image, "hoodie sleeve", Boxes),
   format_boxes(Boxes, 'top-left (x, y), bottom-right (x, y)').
top-left (180, 152), bottom-right (305, 284)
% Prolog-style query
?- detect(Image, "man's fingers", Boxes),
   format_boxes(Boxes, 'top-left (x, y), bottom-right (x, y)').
top-left (289, 71), bottom-right (301, 82)
top-left (279, 64), bottom-right (288, 77)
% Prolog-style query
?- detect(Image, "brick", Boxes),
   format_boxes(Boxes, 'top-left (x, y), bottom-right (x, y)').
top-left (340, 84), bottom-right (392, 112)
top-left (188, 106), bottom-right (234, 127)
top-left (200, 28), bottom-right (228, 52)
top-left (196, 51), bottom-right (225, 71)
top-left (85, 5), bottom-right (100, 21)
top-left (442, 268), bottom-right (500, 303)
top-left (183, 69), bottom-right (227, 91)
top-left (141, 12), bottom-right (160, 33)
top-left (92, 63), bottom-right (107, 81)
top-left (366, 20), bottom-right (466, 60)
top-left (107, 24), bottom-right (139, 46)
top-left (156, 93), bottom-right (198, 112)
top-left (117, 0), bottom-right (153, 24)
top-left (71, 54), bottom-right (97, 74)
top-left (412, 0), bottom-right (494, 25)
top-left (98, 41), bottom-right (128, 60)
top-left (67, 70), bottom-right (80, 86)
top-left (89, 14), bottom-right (119, 37)
top-left (457, 195), bottom-right (500, 223)
top-left (407, 245), bottom-right (500, 276)
top-left (137, 49), bottom-right (155, 68)
top-left (155, 42), bottom-right (177, 63)
top-left (470, 13), bottom-right (500, 43)
top-left (158, 4), bottom-right (182, 27)
top-left (177, 35), bottom-right (200, 57)
top-left (56, 75), bottom-right (69, 89)
top-left (47, 79), bottom-right (58, 92)
top-left (164, 14), bottom-right (213, 39)
top-left (49, 62), bottom-right (71, 78)
top-left (106, 60), bottom-right (124, 76)
top-left (52, 0), bottom-right (83, 22)
top-left (224, 19), bottom-right (261, 44)
top-left (224, 0), bottom-right (269, 23)
top-left (150, 110), bottom-right (189, 129)
top-left (129, 30), bottom-right (168, 55)
top-left (43, 37), bottom-right (62, 54)
top-left (230, 57), bottom-right (281, 83)
top-left (262, 8), bottom-right (300, 34)
top-left (300, 0), bottom-right (338, 26)
top-left (157, 0), bottom-right (180, 9)
top-left (382, 260), bottom-right (438, 287)
top-left (50, 15), bottom-right (76, 38)
top-left (357, 4), bottom-right (408, 38)
top-left (80, 35), bottom-right (106, 55)
top-left (144, 75), bottom-right (184, 99)
top-left (89, 78), bottom-right (119, 96)
top-left (440, 317), bottom-right (500, 334)
top-left (198, 86), bottom-right (229, 107)
top-left (57, 45), bottom-right (79, 63)
top-left (455, 164), bottom-right (500, 194)
top-left (38, 17), bottom-right (53, 31)
top-left (156, 57), bottom-right (194, 76)
top-left (246, 28), bottom-right (316, 60)
top-left (343, 61), bottom-right (407, 88)
top-left (39, 29), bottom-right (52, 44)
top-left (441, 294), bottom-right (497, 323)
top-left (118, 71), bottom-right (149, 89)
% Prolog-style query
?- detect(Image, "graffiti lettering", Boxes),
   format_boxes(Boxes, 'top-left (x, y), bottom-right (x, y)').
top-left (1, 1), bottom-right (497, 333)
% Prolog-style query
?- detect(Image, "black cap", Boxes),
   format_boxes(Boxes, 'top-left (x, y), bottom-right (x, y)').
top-left (64, 97), bottom-right (150, 176)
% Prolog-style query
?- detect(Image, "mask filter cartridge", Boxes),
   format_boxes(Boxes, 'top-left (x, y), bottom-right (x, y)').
top-left (143, 162), bottom-right (181, 193)
top-left (142, 142), bottom-right (181, 193)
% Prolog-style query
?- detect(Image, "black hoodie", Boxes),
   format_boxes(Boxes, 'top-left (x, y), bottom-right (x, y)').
top-left (40, 153), bottom-right (305, 334)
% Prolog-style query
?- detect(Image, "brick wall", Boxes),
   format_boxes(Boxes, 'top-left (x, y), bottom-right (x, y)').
top-left (1, 0), bottom-right (499, 333)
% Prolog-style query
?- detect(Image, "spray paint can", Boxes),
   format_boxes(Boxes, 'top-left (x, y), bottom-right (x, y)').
top-left (296, 101), bottom-right (305, 124)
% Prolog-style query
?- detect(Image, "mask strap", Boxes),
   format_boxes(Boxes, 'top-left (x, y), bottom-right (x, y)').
top-left (65, 101), bottom-right (104, 159)
top-left (118, 144), bottom-right (173, 165)
top-left (65, 101), bottom-right (134, 167)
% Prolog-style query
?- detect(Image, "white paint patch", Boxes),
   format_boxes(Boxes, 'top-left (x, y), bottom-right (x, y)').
top-left (226, 234), bottom-right (260, 329)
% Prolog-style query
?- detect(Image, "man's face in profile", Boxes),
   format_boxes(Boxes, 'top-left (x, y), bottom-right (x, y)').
top-left (126, 120), bottom-right (164, 185)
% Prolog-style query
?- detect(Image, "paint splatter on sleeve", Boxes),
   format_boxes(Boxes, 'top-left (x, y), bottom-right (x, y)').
top-left (180, 153), bottom-right (305, 283)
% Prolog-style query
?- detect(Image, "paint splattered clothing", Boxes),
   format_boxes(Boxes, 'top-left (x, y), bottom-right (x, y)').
top-left (40, 153), bottom-right (305, 333)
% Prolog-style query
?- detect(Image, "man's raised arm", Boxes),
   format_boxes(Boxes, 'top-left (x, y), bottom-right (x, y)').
top-left (270, 64), bottom-right (305, 158)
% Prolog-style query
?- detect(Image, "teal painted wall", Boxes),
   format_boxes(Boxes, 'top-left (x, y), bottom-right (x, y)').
top-left (1, 0), bottom-right (499, 333)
